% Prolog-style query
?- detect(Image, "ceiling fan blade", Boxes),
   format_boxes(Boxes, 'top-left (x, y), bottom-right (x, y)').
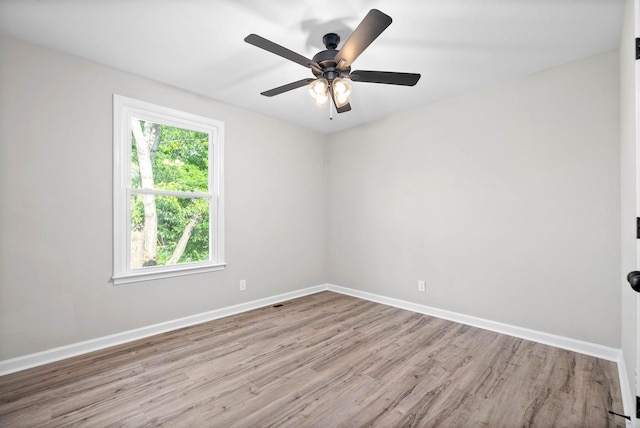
top-left (334, 9), bottom-right (392, 69)
top-left (245, 34), bottom-right (319, 69)
top-left (350, 70), bottom-right (421, 86)
top-left (261, 78), bottom-right (315, 97)
top-left (336, 102), bottom-right (352, 113)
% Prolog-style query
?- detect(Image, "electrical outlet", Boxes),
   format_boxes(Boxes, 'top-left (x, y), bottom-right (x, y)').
top-left (239, 280), bottom-right (246, 291)
top-left (418, 280), bottom-right (426, 292)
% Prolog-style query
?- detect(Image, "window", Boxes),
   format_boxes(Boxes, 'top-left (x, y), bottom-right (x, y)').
top-left (113, 95), bottom-right (224, 284)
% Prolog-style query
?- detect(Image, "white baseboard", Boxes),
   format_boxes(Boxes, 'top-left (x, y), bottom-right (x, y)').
top-left (0, 281), bottom-right (626, 391)
top-left (326, 284), bottom-right (622, 362)
top-left (0, 284), bottom-right (325, 376)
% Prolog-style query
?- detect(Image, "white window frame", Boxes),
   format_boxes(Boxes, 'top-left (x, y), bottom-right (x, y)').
top-left (113, 94), bottom-right (225, 285)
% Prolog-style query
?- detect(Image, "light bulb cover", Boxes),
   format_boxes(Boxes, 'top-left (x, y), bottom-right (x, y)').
top-left (332, 78), bottom-right (352, 97)
top-left (309, 78), bottom-right (329, 98)
top-left (332, 78), bottom-right (352, 108)
top-left (313, 92), bottom-right (329, 106)
top-left (334, 93), bottom-right (350, 108)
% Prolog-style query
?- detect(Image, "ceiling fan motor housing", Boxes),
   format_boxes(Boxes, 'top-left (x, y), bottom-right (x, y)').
top-left (311, 33), bottom-right (351, 81)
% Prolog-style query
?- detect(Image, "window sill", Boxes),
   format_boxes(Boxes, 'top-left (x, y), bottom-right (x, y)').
top-left (113, 262), bottom-right (227, 285)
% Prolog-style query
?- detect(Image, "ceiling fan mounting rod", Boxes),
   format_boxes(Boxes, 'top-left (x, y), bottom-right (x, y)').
top-left (323, 33), bottom-right (340, 50)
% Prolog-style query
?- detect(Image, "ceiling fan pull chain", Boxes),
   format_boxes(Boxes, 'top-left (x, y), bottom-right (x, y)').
top-left (330, 98), bottom-right (333, 120)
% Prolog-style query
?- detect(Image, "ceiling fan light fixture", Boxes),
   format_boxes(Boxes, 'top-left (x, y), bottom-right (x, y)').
top-left (312, 92), bottom-right (329, 106)
top-left (332, 77), bottom-right (352, 108)
top-left (309, 77), bottom-right (329, 104)
top-left (246, 10), bottom-right (420, 117)
top-left (334, 92), bottom-right (350, 108)
top-left (332, 78), bottom-right (352, 98)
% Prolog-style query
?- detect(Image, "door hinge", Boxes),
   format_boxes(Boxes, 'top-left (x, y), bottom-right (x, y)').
top-left (636, 396), bottom-right (640, 419)
top-left (636, 218), bottom-right (640, 239)
top-left (636, 38), bottom-right (640, 60)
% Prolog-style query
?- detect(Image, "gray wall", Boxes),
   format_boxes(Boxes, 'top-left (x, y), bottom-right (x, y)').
top-left (328, 50), bottom-right (621, 347)
top-left (0, 35), bottom-right (328, 360)
top-left (0, 33), bottom-right (623, 361)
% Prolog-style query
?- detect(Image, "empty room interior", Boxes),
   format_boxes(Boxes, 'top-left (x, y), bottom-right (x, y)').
top-left (1, 0), bottom-right (639, 426)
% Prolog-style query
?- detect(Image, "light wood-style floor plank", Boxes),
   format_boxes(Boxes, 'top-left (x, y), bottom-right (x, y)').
top-left (0, 291), bottom-right (625, 427)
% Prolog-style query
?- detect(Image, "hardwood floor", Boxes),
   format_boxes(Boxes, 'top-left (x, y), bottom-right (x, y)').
top-left (0, 291), bottom-right (625, 427)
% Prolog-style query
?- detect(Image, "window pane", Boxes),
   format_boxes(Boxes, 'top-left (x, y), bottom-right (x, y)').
top-left (130, 194), bottom-right (210, 269)
top-left (131, 119), bottom-right (209, 192)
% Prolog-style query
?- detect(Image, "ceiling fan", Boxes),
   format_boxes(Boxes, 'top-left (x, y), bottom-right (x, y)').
top-left (244, 9), bottom-right (421, 115)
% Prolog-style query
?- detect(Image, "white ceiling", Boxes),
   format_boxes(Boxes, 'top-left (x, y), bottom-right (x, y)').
top-left (0, 0), bottom-right (625, 134)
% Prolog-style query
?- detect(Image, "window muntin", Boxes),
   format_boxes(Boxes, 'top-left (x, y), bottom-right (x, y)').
top-left (113, 95), bottom-right (225, 284)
